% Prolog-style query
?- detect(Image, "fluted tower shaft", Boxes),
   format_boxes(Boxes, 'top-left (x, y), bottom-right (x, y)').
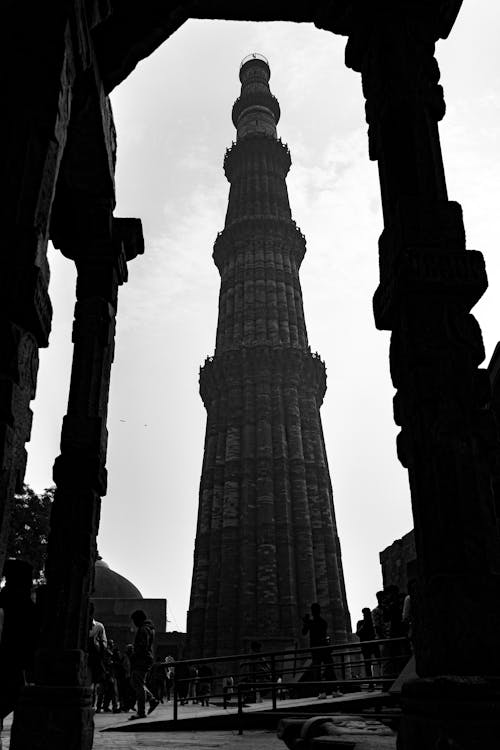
top-left (188, 55), bottom-right (351, 657)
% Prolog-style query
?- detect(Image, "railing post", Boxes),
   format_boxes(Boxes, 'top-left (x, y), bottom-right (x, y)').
top-left (173, 673), bottom-right (178, 722)
top-left (271, 654), bottom-right (277, 710)
top-left (238, 683), bottom-right (243, 735)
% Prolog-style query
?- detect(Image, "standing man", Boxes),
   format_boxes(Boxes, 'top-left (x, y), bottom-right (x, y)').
top-left (129, 609), bottom-right (159, 720)
top-left (355, 608), bottom-right (380, 687)
top-left (88, 603), bottom-right (108, 708)
top-left (0, 560), bottom-right (38, 722)
top-left (372, 590), bottom-right (390, 675)
top-left (302, 603), bottom-right (340, 699)
top-left (88, 603), bottom-right (107, 650)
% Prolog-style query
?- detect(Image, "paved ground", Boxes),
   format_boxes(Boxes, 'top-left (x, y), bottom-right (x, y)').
top-left (92, 728), bottom-right (284, 749)
top-left (2, 727), bottom-right (281, 750)
top-left (1, 694), bottom-right (397, 749)
top-left (1, 706), bottom-right (283, 750)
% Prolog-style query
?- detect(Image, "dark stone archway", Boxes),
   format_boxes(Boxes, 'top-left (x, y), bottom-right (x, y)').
top-left (3, 2), bottom-right (499, 748)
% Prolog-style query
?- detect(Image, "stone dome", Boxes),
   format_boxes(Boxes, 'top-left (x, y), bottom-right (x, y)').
top-left (93, 558), bottom-right (143, 599)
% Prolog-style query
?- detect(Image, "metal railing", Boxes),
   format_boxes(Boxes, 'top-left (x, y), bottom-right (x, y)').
top-left (169, 636), bottom-right (410, 729)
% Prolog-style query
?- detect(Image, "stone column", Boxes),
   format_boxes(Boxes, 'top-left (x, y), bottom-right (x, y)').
top-left (0, 0), bottom-right (116, 577)
top-left (0, 4), bottom-right (76, 573)
top-left (10, 216), bottom-right (143, 750)
top-left (326, 2), bottom-right (500, 747)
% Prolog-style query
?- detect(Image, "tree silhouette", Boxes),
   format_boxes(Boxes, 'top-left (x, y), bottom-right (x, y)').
top-left (6, 484), bottom-right (54, 581)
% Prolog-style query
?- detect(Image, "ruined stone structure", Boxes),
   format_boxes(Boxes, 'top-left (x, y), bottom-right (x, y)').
top-left (187, 55), bottom-right (350, 658)
top-left (379, 530), bottom-right (416, 594)
top-left (2, 2), bottom-right (499, 748)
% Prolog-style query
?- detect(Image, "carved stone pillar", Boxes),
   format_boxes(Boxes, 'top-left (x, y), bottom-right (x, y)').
top-left (0, 0), bottom-right (115, 577)
top-left (10, 216), bottom-right (143, 750)
top-left (318, 1), bottom-right (500, 747)
top-left (0, 4), bottom-right (75, 573)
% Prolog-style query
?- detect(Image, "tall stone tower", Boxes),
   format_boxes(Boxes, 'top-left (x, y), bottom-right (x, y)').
top-left (187, 54), bottom-right (351, 657)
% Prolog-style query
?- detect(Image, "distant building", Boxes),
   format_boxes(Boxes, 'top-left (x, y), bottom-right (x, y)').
top-left (91, 558), bottom-right (185, 658)
top-left (379, 530), bottom-right (416, 594)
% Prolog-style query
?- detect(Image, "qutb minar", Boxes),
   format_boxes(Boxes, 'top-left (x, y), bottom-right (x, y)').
top-left (187, 54), bottom-right (351, 657)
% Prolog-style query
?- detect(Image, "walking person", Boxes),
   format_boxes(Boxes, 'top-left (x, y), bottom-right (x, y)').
top-left (355, 608), bottom-right (379, 689)
top-left (99, 640), bottom-right (120, 713)
top-left (197, 663), bottom-right (213, 706)
top-left (385, 584), bottom-right (411, 673)
top-left (148, 656), bottom-right (167, 703)
top-left (175, 661), bottom-right (190, 705)
top-left (302, 603), bottom-right (340, 699)
top-left (128, 609), bottom-right (159, 720)
top-left (165, 663), bottom-right (173, 701)
top-left (252, 641), bottom-right (271, 703)
top-left (240, 641), bottom-right (271, 703)
top-left (121, 644), bottom-right (136, 711)
top-left (222, 674), bottom-right (234, 709)
top-left (111, 642), bottom-right (130, 712)
top-left (188, 664), bottom-right (199, 704)
top-left (95, 642), bottom-right (117, 713)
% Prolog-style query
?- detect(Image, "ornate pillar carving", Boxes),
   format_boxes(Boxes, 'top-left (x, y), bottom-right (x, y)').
top-left (318, 1), bottom-right (500, 747)
top-left (0, 0), bottom-right (115, 575)
top-left (0, 4), bottom-right (74, 573)
top-left (10, 215), bottom-right (143, 750)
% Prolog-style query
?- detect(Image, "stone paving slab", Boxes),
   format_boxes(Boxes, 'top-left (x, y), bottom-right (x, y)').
top-left (2, 724), bottom-right (395, 750)
top-left (0, 693), bottom-right (396, 749)
top-left (1, 725), bottom-right (283, 750)
top-left (94, 729), bottom-right (283, 749)
top-left (100, 691), bottom-right (392, 733)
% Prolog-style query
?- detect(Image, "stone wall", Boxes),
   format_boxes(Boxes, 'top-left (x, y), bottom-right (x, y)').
top-left (379, 530), bottom-right (416, 594)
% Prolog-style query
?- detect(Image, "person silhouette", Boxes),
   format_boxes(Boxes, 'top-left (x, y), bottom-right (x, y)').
top-left (0, 560), bottom-right (38, 721)
top-left (302, 603), bottom-right (339, 698)
top-left (128, 609), bottom-right (158, 720)
top-left (356, 607), bottom-right (379, 687)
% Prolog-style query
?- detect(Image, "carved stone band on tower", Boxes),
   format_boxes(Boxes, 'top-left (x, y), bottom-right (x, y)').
top-left (187, 54), bottom-right (351, 658)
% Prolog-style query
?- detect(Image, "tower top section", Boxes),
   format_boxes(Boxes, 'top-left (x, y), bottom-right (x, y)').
top-left (239, 52), bottom-right (269, 75)
top-left (232, 53), bottom-right (280, 140)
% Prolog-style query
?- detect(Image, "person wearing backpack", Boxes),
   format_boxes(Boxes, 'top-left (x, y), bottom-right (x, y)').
top-left (128, 609), bottom-right (159, 720)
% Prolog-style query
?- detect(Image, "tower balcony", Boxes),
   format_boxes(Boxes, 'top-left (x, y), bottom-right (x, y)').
top-left (212, 215), bottom-right (306, 271)
top-left (231, 91), bottom-right (281, 129)
top-left (199, 346), bottom-right (327, 409)
top-left (224, 134), bottom-right (291, 182)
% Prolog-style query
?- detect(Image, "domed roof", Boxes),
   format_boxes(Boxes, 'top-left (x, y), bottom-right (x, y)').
top-left (93, 558), bottom-right (143, 599)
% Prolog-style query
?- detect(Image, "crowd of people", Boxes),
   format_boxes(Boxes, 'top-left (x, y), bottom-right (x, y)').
top-left (0, 556), bottom-right (413, 725)
top-left (299, 590), bottom-right (412, 698)
top-left (88, 605), bottom-right (175, 720)
top-left (88, 607), bottom-right (218, 715)
top-left (355, 583), bottom-right (412, 684)
top-left (0, 559), bottom-right (217, 724)
top-left (174, 662), bottom-right (214, 706)
top-left (0, 560), bottom-right (178, 724)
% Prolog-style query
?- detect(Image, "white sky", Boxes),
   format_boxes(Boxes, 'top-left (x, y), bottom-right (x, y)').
top-left (26, 5), bottom-right (500, 634)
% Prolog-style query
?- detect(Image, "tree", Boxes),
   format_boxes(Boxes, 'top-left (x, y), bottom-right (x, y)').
top-left (6, 484), bottom-right (54, 581)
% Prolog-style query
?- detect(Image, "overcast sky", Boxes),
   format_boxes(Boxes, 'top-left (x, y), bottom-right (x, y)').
top-left (26, 4), bottom-right (500, 633)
